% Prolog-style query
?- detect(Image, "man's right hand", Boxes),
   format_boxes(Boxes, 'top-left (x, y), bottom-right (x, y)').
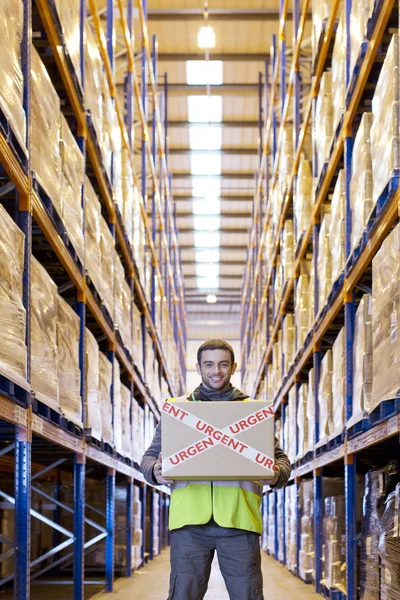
top-left (153, 452), bottom-right (174, 485)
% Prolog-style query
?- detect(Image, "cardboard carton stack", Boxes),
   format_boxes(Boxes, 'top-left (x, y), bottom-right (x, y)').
top-left (57, 296), bottom-right (82, 426)
top-left (350, 0), bottom-right (375, 79)
top-left (85, 329), bottom-right (102, 441)
top-left (98, 352), bottom-right (113, 447)
top-left (314, 72), bottom-right (333, 179)
top-left (299, 479), bottom-right (315, 581)
top-left (349, 295), bottom-right (372, 427)
top-left (286, 484), bottom-right (297, 574)
top-left (84, 177), bottom-right (103, 296)
top-left (294, 158), bottom-right (313, 247)
top-left (331, 5), bottom-right (345, 134)
top-left (322, 495), bottom-right (346, 589)
top-left (133, 486), bottom-right (143, 569)
top-left (297, 383), bottom-right (309, 460)
top-left (318, 215), bottom-right (332, 315)
top-left (318, 350), bottom-right (333, 446)
top-left (331, 329), bottom-right (345, 439)
top-left (329, 170), bottom-right (346, 284)
top-left (350, 113), bottom-right (373, 251)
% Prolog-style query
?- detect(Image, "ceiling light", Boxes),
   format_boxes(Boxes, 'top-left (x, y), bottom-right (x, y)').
top-left (193, 199), bottom-right (221, 215)
top-left (187, 96), bottom-right (223, 123)
top-left (191, 177), bottom-right (221, 197)
top-left (197, 276), bottom-right (219, 289)
top-left (190, 153), bottom-right (222, 175)
top-left (186, 61), bottom-right (223, 85)
top-left (193, 216), bottom-right (221, 231)
top-left (195, 249), bottom-right (220, 262)
top-left (196, 263), bottom-right (219, 278)
top-left (194, 231), bottom-right (220, 247)
top-left (189, 126), bottom-right (222, 150)
top-left (197, 25), bottom-right (216, 49)
top-left (206, 294), bottom-right (217, 303)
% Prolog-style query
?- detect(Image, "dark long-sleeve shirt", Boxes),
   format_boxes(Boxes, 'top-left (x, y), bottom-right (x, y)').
top-left (140, 384), bottom-right (291, 489)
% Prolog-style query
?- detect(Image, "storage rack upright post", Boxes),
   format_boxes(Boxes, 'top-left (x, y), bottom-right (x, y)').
top-left (240, 0), bottom-right (400, 599)
top-left (0, 1), bottom-right (186, 598)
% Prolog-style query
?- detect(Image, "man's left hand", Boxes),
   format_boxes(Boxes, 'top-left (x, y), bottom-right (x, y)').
top-left (269, 464), bottom-right (280, 486)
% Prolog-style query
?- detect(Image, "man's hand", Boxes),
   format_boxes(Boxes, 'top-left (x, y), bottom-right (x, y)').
top-left (153, 452), bottom-right (174, 485)
top-left (269, 464), bottom-right (280, 486)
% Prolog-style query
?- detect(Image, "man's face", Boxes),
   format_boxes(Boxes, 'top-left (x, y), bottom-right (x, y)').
top-left (196, 349), bottom-right (237, 391)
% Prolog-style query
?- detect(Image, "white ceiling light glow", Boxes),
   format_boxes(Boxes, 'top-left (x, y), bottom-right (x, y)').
top-left (206, 294), bottom-right (217, 304)
top-left (191, 177), bottom-right (221, 198)
top-left (197, 25), bottom-right (216, 49)
top-left (188, 96), bottom-right (223, 123)
top-left (193, 216), bottom-right (221, 231)
top-left (194, 231), bottom-right (220, 248)
top-left (197, 276), bottom-right (219, 289)
top-left (193, 199), bottom-right (221, 215)
top-left (189, 126), bottom-right (222, 150)
top-left (196, 263), bottom-right (220, 278)
top-left (195, 249), bottom-right (220, 263)
top-left (186, 61), bottom-right (223, 85)
top-left (190, 153), bottom-right (222, 175)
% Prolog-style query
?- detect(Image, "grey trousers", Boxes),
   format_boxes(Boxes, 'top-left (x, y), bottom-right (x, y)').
top-left (168, 520), bottom-right (264, 600)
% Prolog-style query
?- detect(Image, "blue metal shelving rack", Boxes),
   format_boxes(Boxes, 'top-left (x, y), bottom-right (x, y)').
top-left (0, 1), bottom-right (183, 597)
top-left (241, 0), bottom-right (400, 599)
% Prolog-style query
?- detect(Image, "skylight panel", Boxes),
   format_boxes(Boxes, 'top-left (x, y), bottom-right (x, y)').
top-left (196, 277), bottom-right (220, 290)
top-left (189, 126), bottom-right (222, 150)
top-left (196, 263), bottom-right (220, 278)
top-left (186, 61), bottom-right (223, 85)
top-left (193, 199), bottom-right (221, 215)
top-left (187, 96), bottom-right (223, 123)
top-left (195, 249), bottom-right (220, 263)
top-left (194, 231), bottom-right (220, 248)
top-left (191, 177), bottom-right (221, 198)
top-left (193, 216), bottom-right (221, 231)
top-left (190, 153), bottom-right (222, 175)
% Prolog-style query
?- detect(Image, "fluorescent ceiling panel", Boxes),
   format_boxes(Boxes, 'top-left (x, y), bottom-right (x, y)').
top-left (193, 216), bottom-right (221, 231)
top-left (191, 177), bottom-right (221, 198)
top-left (187, 96), bottom-right (223, 123)
top-left (193, 199), bottom-right (221, 215)
top-left (189, 126), bottom-right (222, 150)
top-left (186, 61), bottom-right (223, 85)
top-left (196, 263), bottom-right (220, 278)
top-left (195, 249), bottom-right (220, 263)
top-left (190, 153), bottom-right (222, 175)
top-left (194, 231), bottom-right (220, 247)
top-left (196, 276), bottom-right (220, 289)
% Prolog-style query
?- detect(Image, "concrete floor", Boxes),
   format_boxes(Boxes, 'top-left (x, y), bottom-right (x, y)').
top-left (91, 549), bottom-right (319, 600)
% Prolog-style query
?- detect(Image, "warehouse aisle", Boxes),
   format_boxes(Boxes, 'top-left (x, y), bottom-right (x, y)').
top-left (91, 550), bottom-right (318, 599)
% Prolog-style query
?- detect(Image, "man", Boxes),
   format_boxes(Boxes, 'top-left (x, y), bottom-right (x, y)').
top-left (141, 339), bottom-right (291, 600)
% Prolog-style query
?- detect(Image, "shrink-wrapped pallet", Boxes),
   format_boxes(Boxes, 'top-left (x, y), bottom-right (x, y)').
top-left (113, 359), bottom-right (123, 455)
top-left (283, 313), bottom-right (295, 376)
top-left (318, 215), bottom-right (332, 314)
top-left (100, 217), bottom-right (115, 319)
top-left (279, 125), bottom-right (293, 196)
top-left (133, 302), bottom-right (144, 376)
top-left (274, 255), bottom-right (282, 310)
top-left (277, 489), bottom-right (284, 562)
top-left (271, 186), bottom-right (282, 237)
top-left (60, 114), bottom-right (84, 264)
top-left (122, 148), bottom-right (134, 245)
top-left (282, 220), bottom-right (294, 282)
top-left (378, 484), bottom-right (400, 600)
top-left (31, 258), bottom-right (58, 410)
top-left (31, 46), bottom-right (62, 213)
top-left (53, 0), bottom-right (81, 84)
top-left (0, 0), bottom-right (25, 150)
top-left (315, 72), bottom-right (333, 179)
top-left (121, 383), bottom-right (132, 458)
top-left (57, 296), bottom-right (82, 426)
top-left (350, 113), bottom-right (373, 251)
top-left (349, 295), bottom-right (373, 427)
top-left (112, 121), bottom-right (124, 223)
top-left (312, 0), bottom-right (332, 59)
top-left (361, 463), bottom-right (400, 600)
top-left (318, 350), bottom-right (333, 446)
top-left (322, 495), bottom-right (346, 588)
top-left (294, 158), bottom-right (313, 246)
top-left (331, 329), bottom-right (345, 439)
top-left (371, 34), bottom-right (400, 204)
top-left (297, 383), bottom-right (309, 459)
top-left (101, 74), bottom-right (115, 180)
top-left (84, 177), bottom-right (102, 295)
top-left (267, 363), bottom-right (274, 402)
top-left (99, 352), bottom-right (113, 446)
top-left (114, 255), bottom-right (132, 352)
top-left (287, 386), bottom-right (297, 465)
top-left (286, 484), bottom-right (297, 574)
top-left (307, 368), bottom-right (315, 453)
top-left (132, 398), bottom-right (144, 465)
top-left (330, 170), bottom-right (346, 284)
top-left (85, 24), bottom-right (103, 143)
top-left (0, 205), bottom-right (26, 385)
top-left (308, 255), bottom-right (315, 329)
top-left (271, 331), bottom-right (282, 394)
top-left (267, 492), bottom-right (276, 555)
top-left (85, 329), bottom-right (102, 441)
top-left (371, 225), bottom-right (400, 410)
top-left (296, 274), bottom-right (310, 352)
top-left (350, 0), bottom-right (375, 80)
top-left (331, 6), bottom-right (346, 134)
top-left (299, 479), bottom-right (315, 581)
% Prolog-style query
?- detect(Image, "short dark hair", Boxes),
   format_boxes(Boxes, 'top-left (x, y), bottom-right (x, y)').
top-left (197, 339), bottom-right (235, 365)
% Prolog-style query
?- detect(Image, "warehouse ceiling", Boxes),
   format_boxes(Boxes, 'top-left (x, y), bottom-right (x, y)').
top-left (94, 1), bottom-right (309, 338)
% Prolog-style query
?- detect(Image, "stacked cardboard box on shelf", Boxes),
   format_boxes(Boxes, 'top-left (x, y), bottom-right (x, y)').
top-left (297, 383), bottom-right (309, 460)
top-left (350, 0), bottom-right (375, 79)
top-left (322, 495), bottom-right (346, 590)
top-left (267, 492), bottom-right (276, 555)
top-left (378, 483), bottom-right (400, 600)
top-left (282, 314), bottom-right (295, 376)
top-left (329, 170), bottom-right (345, 285)
top-left (84, 177), bottom-right (103, 295)
top-left (100, 217), bottom-right (115, 319)
top-left (98, 352), bottom-right (113, 447)
top-left (113, 359), bottom-right (123, 456)
top-left (84, 23), bottom-right (103, 148)
top-left (276, 489), bottom-right (284, 562)
top-left (306, 369), bottom-right (315, 454)
top-left (331, 5), bottom-right (345, 134)
top-left (281, 220), bottom-right (294, 283)
top-left (85, 328), bottom-right (102, 441)
top-left (299, 479), bottom-right (315, 581)
top-left (350, 113), bottom-right (373, 251)
top-left (296, 274), bottom-right (310, 353)
top-left (294, 158), bottom-right (313, 247)
top-left (331, 329), bottom-right (345, 439)
top-left (132, 398), bottom-right (144, 465)
top-left (314, 72), bottom-right (333, 180)
top-left (286, 484), bottom-right (297, 574)
top-left (318, 350), bottom-right (333, 446)
top-left (53, 0), bottom-right (82, 85)
top-left (57, 296), bottom-right (82, 426)
top-left (114, 255), bottom-right (133, 352)
top-left (133, 486), bottom-right (143, 569)
top-left (312, 0), bottom-right (333, 60)
top-left (153, 492), bottom-right (160, 556)
top-left (318, 215), bottom-right (332, 315)
top-left (349, 295), bottom-right (372, 427)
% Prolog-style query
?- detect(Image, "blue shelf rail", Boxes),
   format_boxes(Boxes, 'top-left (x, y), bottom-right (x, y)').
top-left (241, 0), bottom-right (400, 599)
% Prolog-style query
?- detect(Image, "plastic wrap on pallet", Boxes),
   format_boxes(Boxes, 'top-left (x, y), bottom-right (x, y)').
top-left (312, 0), bottom-right (333, 59)
top-left (101, 73), bottom-right (115, 180)
top-left (60, 114), bottom-right (84, 264)
top-left (31, 258), bottom-right (58, 410)
top-left (350, 0), bottom-right (375, 80)
top-left (318, 215), bottom-right (332, 314)
top-left (113, 359), bottom-right (123, 455)
top-left (277, 489), bottom-right (284, 562)
top-left (121, 383), bottom-right (132, 458)
top-left (31, 46), bottom-right (62, 214)
top-left (267, 363), bottom-right (274, 402)
top-left (114, 255), bottom-right (132, 352)
top-left (329, 170), bottom-right (345, 284)
top-left (112, 120), bottom-right (124, 224)
top-left (84, 176), bottom-right (102, 295)
top-left (100, 217), bottom-right (115, 319)
top-left (53, 0), bottom-right (81, 84)
top-left (282, 220), bottom-right (294, 282)
top-left (122, 148), bottom-right (134, 245)
top-left (0, 0), bottom-right (26, 151)
top-left (85, 24), bottom-right (103, 144)
top-left (318, 350), bottom-right (333, 446)
top-left (85, 328), bottom-right (102, 441)
top-left (371, 34), bottom-right (400, 205)
top-left (331, 329), bottom-right (345, 439)
top-left (57, 296), bottom-right (82, 426)
top-left (132, 302), bottom-right (144, 376)
top-left (372, 225), bottom-right (400, 410)
top-left (331, 5), bottom-right (346, 134)
top-left (132, 397), bottom-right (144, 465)
top-left (361, 463), bottom-right (400, 600)
top-left (314, 71), bottom-right (333, 179)
top-left (287, 387), bottom-right (296, 465)
top-left (267, 492), bottom-right (276, 555)
top-left (0, 205), bottom-right (26, 386)
top-left (308, 255), bottom-right (315, 330)
top-left (98, 352), bottom-right (113, 446)
top-left (279, 125), bottom-right (293, 197)
top-left (299, 479), bottom-right (315, 581)
top-left (307, 368), bottom-right (315, 453)
top-left (349, 294), bottom-right (373, 427)
top-left (283, 313), bottom-right (295, 376)
top-left (322, 495), bottom-right (346, 589)
top-left (272, 331), bottom-right (282, 394)
top-left (294, 158), bottom-right (313, 247)
top-left (271, 186), bottom-right (282, 237)
top-left (378, 484), bottom-right (400, 600)
top-left (286, 484), bottom-right (297, 573)
top-left (351, 112), bottom-right (373, 251)
top-left (297, 383), bottom-right (309, 459)
top-left (296, 274), bottom-right (310, 353)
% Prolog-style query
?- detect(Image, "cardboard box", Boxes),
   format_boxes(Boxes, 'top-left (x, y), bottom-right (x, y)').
top-left (161, 401), bottom-right (275, 481)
